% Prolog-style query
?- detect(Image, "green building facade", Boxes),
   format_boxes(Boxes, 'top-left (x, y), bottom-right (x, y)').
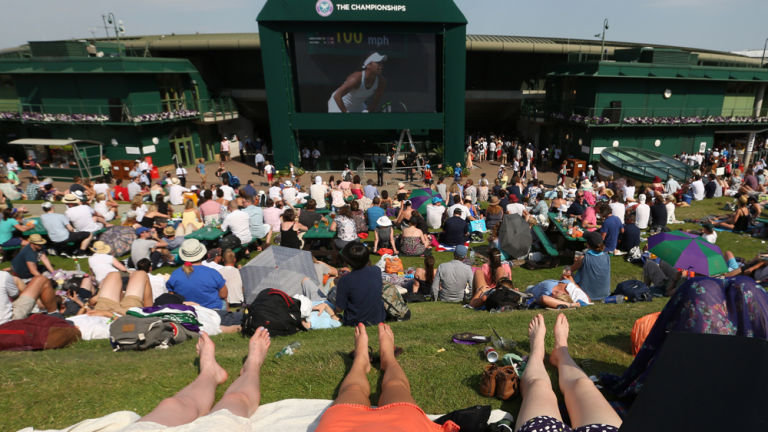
top-left (545, 48), bottom-right (768, 162)
top-left (0, 40), bottom-right (237, 174)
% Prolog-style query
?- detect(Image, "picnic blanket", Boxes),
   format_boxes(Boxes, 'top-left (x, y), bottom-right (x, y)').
top-left (19, 399), bottom-right (514, 432)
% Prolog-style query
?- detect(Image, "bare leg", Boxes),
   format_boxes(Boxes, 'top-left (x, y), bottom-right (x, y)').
top-left (21, 275), bottom-right (57, 312)
top-left (551, 313), bottom-right (622, 428)
top-left (377, 323), bottom-right (416, 406)
top-left (469, 270), bottom-right (489, 308)
top-left (80, 233), bottom-right (93, 251)
top-left (124, 270), bottom-right (153, 306)
top-left (211, 326), bottom-right (270, 417)
top-left (140, 333), bottom-right (228, 426)
top-left (515, 314), bottom-right (561, 431)
top-left (333, 323), bottom-right (372, 406)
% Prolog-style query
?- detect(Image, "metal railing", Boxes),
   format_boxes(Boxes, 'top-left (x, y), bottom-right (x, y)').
top-left (0, 97), bottom-right (238, 125)
top-left (552, 105), bottom-right (768, 126)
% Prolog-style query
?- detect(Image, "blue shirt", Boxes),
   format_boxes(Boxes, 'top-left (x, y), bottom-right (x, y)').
top-left (366, 206), bottom-right (386, 231)
top-left (335, 266), bottom-right (386, 326)
top-left (40, 213), bottom-right (71, 243)
top-left (166, 265), bottom-right (226, 309)
top-left (363, 184), bottom-right (379, 200)
top-left (600, 215), bottom-right (622, 252)
top-left (527, 280), bottom-right (558, 299)
top-left (0, 219), bottom-right (17, 244)
top-left (197, 164), bottom-right (206, 174)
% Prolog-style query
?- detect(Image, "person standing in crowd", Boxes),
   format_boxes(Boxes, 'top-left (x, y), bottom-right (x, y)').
top-left (196, 158), bottom-right (208, 188)
top-left (264, 161), bottom-right (275, 184)
top-left (254, 151), bottom-right (265, 176)
top-left (312, 147), bottom-right (321, 171)
top-left (220, 136), bottom-right (231, 161)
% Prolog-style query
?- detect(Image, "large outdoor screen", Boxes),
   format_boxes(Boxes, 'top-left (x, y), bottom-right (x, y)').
top-left (291, 32), bottom-right (438, 113)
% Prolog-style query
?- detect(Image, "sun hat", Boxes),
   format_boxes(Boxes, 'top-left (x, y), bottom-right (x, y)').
top-left (604, 189), bottom-right (615, 198)
top-left (488, 196), bottom-right (500, 205)
top-left (62, 193), bottom-right (79, 204)
top-left (163, 226), bottom-right (176, 237)
top-left (170, 178), bottom-right (180, 185)
top-left (73, 190), bottom-right (86, 201)
top-left (190, 185), bottom-right (198, 191)
top-left (376, 216), bottom-right (392, 227)
top-left (454, 245), bottom-right (468, 258)
top-left (90, 241), bottom-right (112, 254)
top-left (179, 239), bottom-right (207, 263)
top-left (135, 227), bottom-right (150, 236)
top-left (398, 182), bottom-right (405, 188)
top-left (28, 234), bottom-right (46, 245)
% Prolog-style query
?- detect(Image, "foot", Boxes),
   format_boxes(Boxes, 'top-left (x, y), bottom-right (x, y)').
top-left (527, 314), bottom-right (547, 362)
top-left (549, 313), bottom-right (570, 367)
top-left (196, 332), bottom-right (228, 385)
top-left (243, 327), bottom-right (271, 374)
top-left (377, 322), bottom-right (397, 368)
top-left (353, 323), bottom-right (371, 373)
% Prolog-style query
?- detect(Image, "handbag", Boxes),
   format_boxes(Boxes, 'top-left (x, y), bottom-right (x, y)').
top-left (470, 219), bottom-right (487, 233)
top-left (384, 256), bottom-right (404, 274)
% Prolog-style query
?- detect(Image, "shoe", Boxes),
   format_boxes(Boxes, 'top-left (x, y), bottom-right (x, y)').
top-left (74, 252), bottom-right (89, 258)
top-left (494, 365), bottom-right (520, 400)
top-left (479, 364), bottom-right (499, 397)
top-left (613, 250), bottom-right (626, 256)
top-left (59, 252), bottom-right (70, 258)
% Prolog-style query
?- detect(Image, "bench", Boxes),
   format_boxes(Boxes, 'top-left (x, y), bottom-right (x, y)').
top-left (532, 225), bottom-right (559, 257)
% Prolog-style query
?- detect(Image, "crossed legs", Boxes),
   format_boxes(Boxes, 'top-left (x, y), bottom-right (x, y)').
top-left (515, 314), bottom-right (622, 431)
top-left (334, 323), bottom-right (415, 407)
top-left (140, 328), bottom-right (271, 426)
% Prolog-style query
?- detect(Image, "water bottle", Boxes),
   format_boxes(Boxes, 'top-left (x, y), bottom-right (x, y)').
top-left (558, 209), bottom-right (563, 221)
top-left (603, 295), bottom-right (626, 304)
top-left (74, 258), bottom-right (81, 273)
top-left (275, 341), bottom-right (301, 358)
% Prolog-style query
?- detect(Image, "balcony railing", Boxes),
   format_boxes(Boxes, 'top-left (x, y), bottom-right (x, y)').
top-left (0, 97), bottom-right (238, 125)
top-left (550, 105), bottom-right (768, 126)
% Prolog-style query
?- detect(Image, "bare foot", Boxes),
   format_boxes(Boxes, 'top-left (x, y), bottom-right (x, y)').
top-left (196, 332), bottom-right (228, 385)
top-left (550, 313), bottom-right (570, 367)
top-left (377, 323), bottom-right (396, 369)
top-left (527, 314), bottom-right (547, 362)
top-left (354, 323), bottom-right (371, 373)
top-left (242, 327), bottom-right (271, 375)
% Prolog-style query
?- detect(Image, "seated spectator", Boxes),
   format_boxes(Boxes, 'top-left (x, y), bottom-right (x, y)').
top-left (130, 227), bottom-right (169, 269)
top-left (113, 179), bottom-right (129, 201)
top-left (0, 271), bottom-right (57, 325)
top-left (93, 193), bottom-right (118, 222)
top-left (243, 194), bottom-right (273, 247)
top-left (446, 195), bottom-right (469, 220)
top-left (162, 226), bottom-right (185, 251)
top-left (514, 314), bottom-right (621, 432)
top-left (331, 205), bottom-right (358, 250)
top-left (565, 191), bottom-right (585, 217)
top-left (506, 194), bottom-right (526, 216)
top-left (527, 270), bottom-right (590, 309)
top-left (704, 174), bottom-right (717, 199)
top-left (298, 199), bottom-right (325, 228)
top-left (441, 208), bottom-right (469, 247)
top-left (349, 200), bottom-right (368, 234)
top-left (87, 270), bottom-right (153, 318)
top-left (572, 231), bottom-right (611, 300)
top-left (219, 249), bottom-right (244, 306)
top-left (411, 255), bottom-right (436, 295)
top-left (366, 197), bottom-right (386, 231)
top-left (618, 212), bottom-right (641, 254)
top-left (310, 176), bottom-right (329, 209)
top-left (643, 259), bottom-right (682, 297)
top-left (334, 242), bottom-right (386, 326)
top-left (180, 199), bottom-right (204, 234)
top-left (314, 323), bottom-right (458, 432)
top-left (202, 247), bottom-right (225, 271)
top-left (397, 216), bottom-right (429, 257)
top-left (608, 194), bottom-right (626, 223)
top-left (199, 190), bottom-right (222, 225)
top-left (649, 193), bottom-right (668, 232)
top-left (431, 245), bottom-right (473, 302)
top-left (221, 200), bottom-right (253, 246)
top-left (373, 216), bottom-right (397, 254)
top-left (63, 193), bottom-right (105, 233)
top-left (88, 241), bottom-right (127, 287)
top-left (279, 208), bottom-right (307, 249)
top-left (0, 177), bottom-right (25, 200)
top-left (469, 247), bottom-right (513, 308)
top-left (166, 239), bottom-right (228, 310)
top-left (700, 221), bottom-right (717, 244)
top-left (11, 234), bottom-right (55, 279)
top-left (262, 198), bottom-right (284, 233)
top-left (690, 175), bottom-right (705, 200)
top-left (598, 205), bottom-right (622, 254)
top-left (0, 207), bottom-right (34, 248)
top-left (634, 194), bottom-right (650, 229)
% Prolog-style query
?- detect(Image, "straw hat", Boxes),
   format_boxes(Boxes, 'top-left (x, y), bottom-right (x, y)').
top-left (488, 196), bottom-right (500, 206)
top-left (179, 239), bottom-right (207, 262)
top-left (62, 193), bottom-right (79, 204)
top-left (163, 226), bottom-right (176, 237)
top-left (28, 234), bottom-right (46, 245)
top-left (90, 241), bottom-right (112, 254)
top-left (604, 189), bottom-right (615, 198)
top-left (170, 177), bottom-right (180, 185)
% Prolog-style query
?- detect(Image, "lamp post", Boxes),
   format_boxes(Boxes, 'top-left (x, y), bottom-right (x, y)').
top-left (594, 19), bottom-right (609, 61)
top-left (761, 37), bottom-right (768, 67)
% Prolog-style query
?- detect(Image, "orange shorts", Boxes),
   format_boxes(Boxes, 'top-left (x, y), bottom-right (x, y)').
top-left (315, 402), bottom-right (459, 432)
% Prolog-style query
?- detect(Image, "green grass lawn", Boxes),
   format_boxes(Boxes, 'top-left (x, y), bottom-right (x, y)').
top-left (1, 196), bottom-right (765, 431)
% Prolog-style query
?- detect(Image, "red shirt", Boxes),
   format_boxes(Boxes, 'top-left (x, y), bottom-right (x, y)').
top-left (113, 185), bottom-right (129, 201)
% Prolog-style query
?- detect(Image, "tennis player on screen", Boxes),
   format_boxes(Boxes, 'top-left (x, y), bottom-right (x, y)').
top-left (328, 52), bottom-right (388, 113)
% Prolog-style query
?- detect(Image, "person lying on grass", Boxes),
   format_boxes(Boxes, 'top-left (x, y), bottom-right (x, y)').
top-left (526, 267), bottom-right (591, 309)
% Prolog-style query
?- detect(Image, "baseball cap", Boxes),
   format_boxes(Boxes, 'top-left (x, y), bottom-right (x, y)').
top-left (135, 227), bottom-right (150, 236)
top-left (454, 245), bottom-right (468, 258)
top-left (41, 202), bottom-right (52, 210)
top-left (363, 52), bottom-right (387, 68)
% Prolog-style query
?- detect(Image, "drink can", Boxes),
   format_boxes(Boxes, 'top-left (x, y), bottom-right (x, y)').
top-left (484, 346), bottom-right (498, 363)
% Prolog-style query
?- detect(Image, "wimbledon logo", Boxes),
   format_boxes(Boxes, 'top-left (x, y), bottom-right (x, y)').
top-left (316, 0), bottom-right (334, 17)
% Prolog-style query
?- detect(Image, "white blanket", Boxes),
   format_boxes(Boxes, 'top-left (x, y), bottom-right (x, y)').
top-left (19, 399), bottom-right (513, 432)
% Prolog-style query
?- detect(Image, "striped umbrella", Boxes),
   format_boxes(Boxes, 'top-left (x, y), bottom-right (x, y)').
top-left (408, 188), bottom-right (439, 216)
top-left (647, 230), bottom-right (728, 276)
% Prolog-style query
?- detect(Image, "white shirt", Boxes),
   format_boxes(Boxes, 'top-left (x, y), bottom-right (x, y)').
top-left (93, 183), bottom-right (109, 197)
top-left (148, 274), bottom-right (168, 300)
top-left (88, 253), bottom-right (119, 284)
top-left (176, 167), bottom-right (188, 177)
top-left (202, 260), bottom-right (224, 271)
top-left (690, 180), bottom-right (705, 201)
top-left (609, 202), bottom-right (626, 224)
top-left (623, 186), bottom-right (636, 200)
top-left (218, 266), bottom-right (244, 304)
top-left (426, 204), bottom-right (446, 229)
top-left (506, 203), bottom-right (525, 216)
top-left (282, 187), bottom-right (299, 205)
top-left (447, 204), bottom-right (469, 220)
top-left (169, 184), bottom-right (188, 206)
top-left (222, 210), bottom-right (252, 244)
top-left (665, 178), bottom-right (681, 195)
top-left (264, 164), bottom-right (275, 175)
top-left (635, 203), bottom-right (650, 229)
top-left (94, 200), bottom-right (114, 221)
top-left (139, 161), bottom-right (150, 172)
top-left (310, 184), bottom-right (328, 208)
top-left (127, 182), bottom-right (142, 200)
top-left (219, 185), bottom-right (235, 202)
top-left (0, 271), bottom-right (19, 325)
top-left (269, 186), bottom-right (282, 201)
top-left (702, 232), bottom-right (717, 244)
top-left (66, 205), bottom-right (102, 232)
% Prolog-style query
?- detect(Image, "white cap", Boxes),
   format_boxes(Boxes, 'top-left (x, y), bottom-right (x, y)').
top-left (284, 180), bottom-right (292, 187)
top-left (363, 52), bottom-right (387, 68)
top-left (41, 202), bottom-right (52, 210)
top-left (190, 185), bottom-right (198, 191)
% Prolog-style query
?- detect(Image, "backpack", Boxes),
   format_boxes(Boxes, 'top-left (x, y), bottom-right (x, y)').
top-left (485, 286), bottom-right (532, 310)
top-left (109, 315), bottom-right (176, 351)
top-left (241, 288), bottom-right (307, 337)
top-left (382, 283), bottom-right (411, 321)
top-left (613, 280), bottom-right (652, 302)
top-left (219, 234), bottom-right (242, 251)
top-left (222, 171), bottom-right (241, 189)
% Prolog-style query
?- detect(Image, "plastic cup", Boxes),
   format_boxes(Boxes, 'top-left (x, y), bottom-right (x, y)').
top-left (314, 221), bottom-right (319, 229)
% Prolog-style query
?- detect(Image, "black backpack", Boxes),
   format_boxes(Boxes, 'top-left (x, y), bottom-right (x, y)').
top-left (241, 288), bottom-right (307, 337)
top-left (485, 286), bottom-right (532, 310)
top-left (613, 280), bottom-right (652, 302)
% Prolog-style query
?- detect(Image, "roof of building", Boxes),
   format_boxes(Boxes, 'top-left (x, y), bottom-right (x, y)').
top-left (0, 56), bottom-right (199, 74)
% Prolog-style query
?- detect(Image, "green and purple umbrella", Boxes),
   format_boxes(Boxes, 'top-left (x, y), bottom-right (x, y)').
top-left (647, 230), bottom-right (728, 276)
top-left (409, 188), bottom-right (440, 216)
